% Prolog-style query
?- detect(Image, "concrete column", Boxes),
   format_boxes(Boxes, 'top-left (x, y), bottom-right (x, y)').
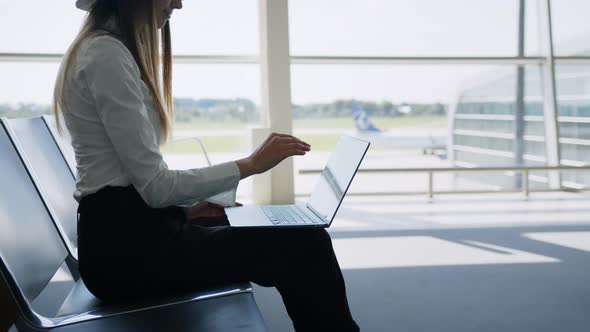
top-left (256, 0), bottom-right (295, 204)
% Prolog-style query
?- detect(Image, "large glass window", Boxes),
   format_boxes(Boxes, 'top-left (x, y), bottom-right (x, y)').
top-left (0, 1), bottom-right (85, 54)
top-left (0, 63), bottom-right (59, 110)
top-left (173, 0), bottom-right (259, 55)
top-left (4, 0), bottom-right (590, 198)
top-left (164, 63), bottom-right (260, 154)
top-left (0, 2), bottom-right (260, 198)
top-left (551, 0), bottom-right (590, 56)
top-left (291, 64), bottom-right (549, 195)
top-left (0, 0), bottom-right (259, 55)
top-left (287, 0), bottom-right (590, 197)
top-left (289, 0), bottom-right (541, 56)
top-left (554, 64), bottom-right (590, 188)
top-left (553, 0), bottom-right (590, 190)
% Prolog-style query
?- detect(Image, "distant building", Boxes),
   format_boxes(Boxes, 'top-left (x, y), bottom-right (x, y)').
top-left (448, 62), bottom-right (590, 190)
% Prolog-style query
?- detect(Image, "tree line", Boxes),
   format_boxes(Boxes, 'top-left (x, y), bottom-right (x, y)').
top-left (0, 98), bottom-right (447, 122)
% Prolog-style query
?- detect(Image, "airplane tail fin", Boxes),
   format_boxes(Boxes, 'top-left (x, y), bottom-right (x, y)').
top-left (351, 104), bottom-right (381, 133)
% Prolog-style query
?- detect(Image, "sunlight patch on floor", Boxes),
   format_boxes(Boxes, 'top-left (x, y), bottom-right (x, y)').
top-left (523, 232), bottom-right (590, 253)
top-left (333, 236), bottom-right (559, 269)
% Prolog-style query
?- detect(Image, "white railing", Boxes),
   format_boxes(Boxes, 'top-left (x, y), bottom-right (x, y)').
top-left (298, 165), bottom-right (590, 198)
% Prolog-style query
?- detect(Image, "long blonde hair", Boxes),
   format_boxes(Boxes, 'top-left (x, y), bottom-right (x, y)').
top-left (53, 0), bottom-right (173, 143)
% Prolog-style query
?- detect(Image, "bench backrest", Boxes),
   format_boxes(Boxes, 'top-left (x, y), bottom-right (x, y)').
top-left (42, 115), bottom-right (77, 174)
top-left (5, 117), bottom-right (78, 259)
top-left (0, 122), bottom-right (68, 306)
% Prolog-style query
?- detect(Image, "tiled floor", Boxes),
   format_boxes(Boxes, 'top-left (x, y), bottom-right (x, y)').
top-left (254, 192), bottom-right (590, 331)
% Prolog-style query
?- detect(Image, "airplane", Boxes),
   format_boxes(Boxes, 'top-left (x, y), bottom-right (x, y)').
top-left (351, 104), bottom-right (447, 157)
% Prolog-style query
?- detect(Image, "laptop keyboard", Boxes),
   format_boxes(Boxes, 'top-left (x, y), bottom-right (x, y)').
top-left (261, 206), bottom-right (319, 225)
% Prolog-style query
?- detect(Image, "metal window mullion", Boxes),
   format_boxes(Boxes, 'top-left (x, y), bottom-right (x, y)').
top-left (0, 53), bottom-right (63, 63)
top-left (290, 56), bottom-right (545, 65)
top-left (539, 0), bottom-right (562, 188)
top-left (0, 53), bottom-right (551, 65)
top-left (172, 55), bottom-right (258, 64)
top-left (0, 53), bottom-right (260, 64)
top-left (514, 0), bottom-right (527, 189)
top-left (554, 57), bottom-right (590, 65)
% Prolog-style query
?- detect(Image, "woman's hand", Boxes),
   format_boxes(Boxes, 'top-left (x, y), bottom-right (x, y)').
top-left (236, 133), bottom-right (311, 179)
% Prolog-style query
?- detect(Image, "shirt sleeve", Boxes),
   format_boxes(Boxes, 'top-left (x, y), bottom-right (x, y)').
top-left (80, 36), bottom-right (240, 208)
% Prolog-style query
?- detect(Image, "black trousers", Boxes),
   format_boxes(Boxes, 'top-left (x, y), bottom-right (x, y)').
top-left (77, 186), bottom-right (359, 331)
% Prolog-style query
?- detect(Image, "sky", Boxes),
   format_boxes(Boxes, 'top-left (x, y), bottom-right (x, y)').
top-left (0, 0), bottom-right (589, 106)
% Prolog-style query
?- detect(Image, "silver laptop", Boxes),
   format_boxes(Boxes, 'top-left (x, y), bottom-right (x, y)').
top-left (225, 135), bottom-right (370, 228)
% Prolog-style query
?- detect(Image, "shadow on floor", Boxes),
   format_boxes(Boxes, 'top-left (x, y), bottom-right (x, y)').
top-left (256, 223), bottom-right (590, 331)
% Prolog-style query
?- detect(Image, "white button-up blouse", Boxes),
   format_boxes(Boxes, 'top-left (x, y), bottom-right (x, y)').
top-left (61, 34), bottom-right (240, 208)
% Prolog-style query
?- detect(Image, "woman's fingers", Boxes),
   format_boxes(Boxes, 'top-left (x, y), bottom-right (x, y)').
top-left (268, 133), bottom-right (310, 147)
top-left (281, 142), bottom-right (311, 154)
top-left (271, 135), bottom-right (310, 148)
top-left (270, 139), bottom-right (310, 157)
top-left (286, 149), bottom-right (308, 156)
top-left (249, 133), bottom-right (312, 175)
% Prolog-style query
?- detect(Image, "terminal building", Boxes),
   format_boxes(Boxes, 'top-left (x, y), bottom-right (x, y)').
top-left (449, 49), bottom-right (590, 190)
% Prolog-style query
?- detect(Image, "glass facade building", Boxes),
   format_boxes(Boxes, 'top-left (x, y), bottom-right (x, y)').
top-left (449, 60), bottom-right (590, 189)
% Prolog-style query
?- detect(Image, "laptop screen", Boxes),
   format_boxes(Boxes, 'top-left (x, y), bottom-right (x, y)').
top-left (307, 136), bottom-right (369, 223)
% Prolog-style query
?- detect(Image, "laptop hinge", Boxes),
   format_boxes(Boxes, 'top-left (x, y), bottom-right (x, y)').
top-left (306, 203), bottom-right (328, 224)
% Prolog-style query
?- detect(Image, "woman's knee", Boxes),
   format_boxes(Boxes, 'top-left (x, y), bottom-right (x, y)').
top-left (310, 228), bottom-right (332, 247)
top-left (295, 228), bottom-right (334, 256)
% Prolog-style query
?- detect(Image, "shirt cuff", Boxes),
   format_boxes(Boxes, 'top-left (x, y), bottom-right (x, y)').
top-left (204, 161), bottom-right (240, 206)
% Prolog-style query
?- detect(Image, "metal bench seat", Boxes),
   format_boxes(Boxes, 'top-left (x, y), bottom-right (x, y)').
top-left (48, 291), bottom-right (264, 332)
top-left (55, 278), bottom-right (251, 318)
top-left (0, 119), bottom-right (267, 331)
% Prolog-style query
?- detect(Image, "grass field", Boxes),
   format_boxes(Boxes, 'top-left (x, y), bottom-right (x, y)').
top-left (295, 116), bottom-right (447, 129)
top-left (163, 136), bottom-right (245, 154)
top-left (173, 116), bottom-right (447, 130)
top-left (164, 116), bottom-right (447, 153)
